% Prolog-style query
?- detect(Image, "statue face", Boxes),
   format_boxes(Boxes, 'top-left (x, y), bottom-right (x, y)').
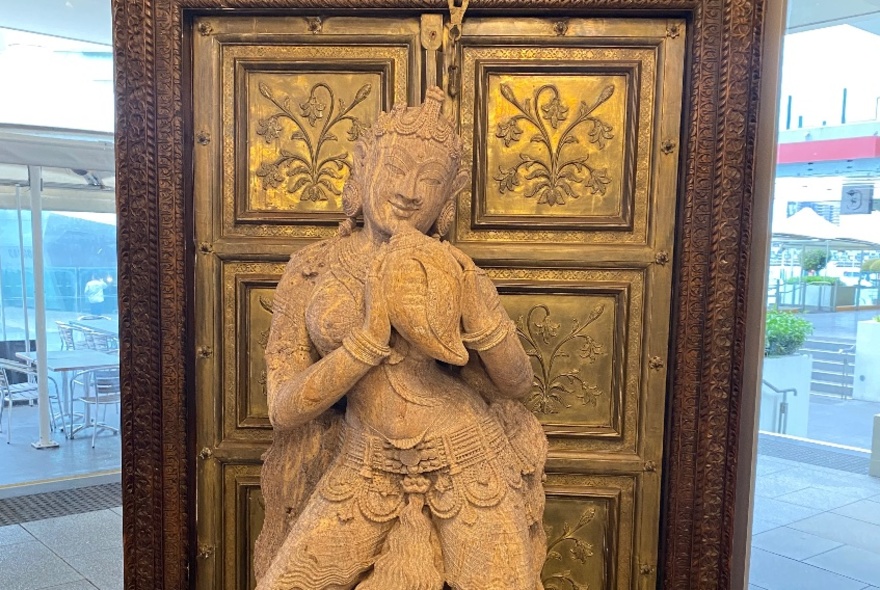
top-left (361, 135), bottom-right (454, 238)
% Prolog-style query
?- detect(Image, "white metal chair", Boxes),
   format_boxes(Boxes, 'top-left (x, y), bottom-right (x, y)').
top-left (0, 359), bottom-right (63, 443)
top-left (76, 368), bottom-right (121, 447)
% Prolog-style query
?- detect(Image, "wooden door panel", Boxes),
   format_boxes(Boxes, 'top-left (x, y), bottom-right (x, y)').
top-left (542, 477), bottom-right (636, 590)
top-left (220, 462), bottom-right (264, 590)
top-left (493, 269), bottom-right (645, 446)
top-left (193, 15), bottom-right (422, 243)
top-left (193, 14), bottom-right (683, 590)
top-left (456, 21), bottom-right (665, 245)
top-left (455, 18), bottom-right (684, 590)
top-left (219, 261), bottom-right (285, 445)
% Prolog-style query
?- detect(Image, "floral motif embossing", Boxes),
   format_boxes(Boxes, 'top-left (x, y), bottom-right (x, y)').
top-left (517, 303), bottom-right (607, 414)
top-left (493, 83), bottom-right (615, 206)
top-left (542, 506), bottom-right (598, 590)
top-left (254, 82), bottom-right (373, 204)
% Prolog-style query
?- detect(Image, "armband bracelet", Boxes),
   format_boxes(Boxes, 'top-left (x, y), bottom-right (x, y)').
top-left (342, 328), bottom-right (391, 366)
top-left (462, 319), bottom-right (514, 352)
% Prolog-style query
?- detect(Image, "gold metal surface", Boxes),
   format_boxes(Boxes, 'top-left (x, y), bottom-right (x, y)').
top-left (192, 14), bottom-right (685, 590)
top-left (486, 75), bottom-right (626, 215)
top-left (460, 55), bottom-right (652, 240)
top-left (248, 74), bottom-right (381, 212)
top-left (221, 261), bottom-right (286, 444)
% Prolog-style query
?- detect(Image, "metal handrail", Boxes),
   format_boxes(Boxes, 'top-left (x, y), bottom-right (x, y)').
top-left (838, 343), bottom-right (856, 399)
top-left (762, 379), bottom-right (798, 434)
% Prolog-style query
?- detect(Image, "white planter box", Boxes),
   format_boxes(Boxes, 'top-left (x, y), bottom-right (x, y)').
top-left (778, 284), bottom-right (835, 310)
top-left (854, 321), bottom-right (880, 402)
top-left (760, 354), bottom-right (812, 437)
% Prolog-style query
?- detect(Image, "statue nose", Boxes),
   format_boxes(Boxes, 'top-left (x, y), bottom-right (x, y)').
top-left (395, 191), bottom-right (422, 208)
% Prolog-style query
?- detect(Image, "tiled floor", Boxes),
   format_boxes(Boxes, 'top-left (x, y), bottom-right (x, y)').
top-left (0, 508), bottom-right (122, 590)
top-left (749, 454), bottom-right (880, 590)
top-left (0, 401), bottom-right (120, 494)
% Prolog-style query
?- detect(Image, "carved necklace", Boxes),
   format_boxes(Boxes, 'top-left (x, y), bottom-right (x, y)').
top-left (382, 363), bottom-right (445, 407)
top-left (335, 231), bottom-right (376, 283)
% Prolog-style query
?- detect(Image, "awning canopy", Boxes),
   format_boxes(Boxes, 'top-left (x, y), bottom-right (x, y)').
top-left (772, 207), bottom-right (880, 250)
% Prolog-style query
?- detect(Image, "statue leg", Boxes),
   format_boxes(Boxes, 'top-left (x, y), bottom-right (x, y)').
top-left (256, 494), bottom-right (392, 590)
top-left (434, 493), bottom-right (541, 590)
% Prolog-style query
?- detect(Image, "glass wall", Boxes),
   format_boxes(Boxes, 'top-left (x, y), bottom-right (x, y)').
top-left (748, 8), bottom-right (880, 590)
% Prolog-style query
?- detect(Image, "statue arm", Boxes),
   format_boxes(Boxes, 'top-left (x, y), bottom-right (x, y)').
top-left (466, 274), bottom-right (533, 399)
top-left (447, 245), bottom-right (532, 399)
top-left (265, 249), bottom-right (378, 431)
top-left (472, 321), bottom-right (533, 399)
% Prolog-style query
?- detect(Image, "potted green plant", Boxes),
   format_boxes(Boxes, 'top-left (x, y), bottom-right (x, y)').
top-left (761, 310), bottom-right (813, 436)
top-left (765, 309), bottom-right (813, 356)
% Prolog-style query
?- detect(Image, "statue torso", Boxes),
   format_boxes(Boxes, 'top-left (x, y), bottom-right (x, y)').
top-left (303, 233), bottom-right (489, 441)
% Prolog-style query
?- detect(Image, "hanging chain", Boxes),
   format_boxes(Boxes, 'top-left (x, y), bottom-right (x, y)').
top-left (445, 0), bottom-right (469, 98)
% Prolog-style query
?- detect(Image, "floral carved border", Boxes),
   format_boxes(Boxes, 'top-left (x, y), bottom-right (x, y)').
top-left (113, 2), bottom-right (764, 590)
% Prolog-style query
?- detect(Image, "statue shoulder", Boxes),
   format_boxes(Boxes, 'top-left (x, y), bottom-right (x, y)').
top-left (274, 237), bottom-right (339, 315)
top-left (285, 237), bottom-right (339, 279)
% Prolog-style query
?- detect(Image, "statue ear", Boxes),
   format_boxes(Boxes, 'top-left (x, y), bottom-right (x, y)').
top-left (342, 142), bottom-right (369, 217)
top-left (433, 200), bottom-right (456, 239)
top-left (352, 141), bottom-right (368, 164)
top-left (450, 166), bottom-right (470, 197)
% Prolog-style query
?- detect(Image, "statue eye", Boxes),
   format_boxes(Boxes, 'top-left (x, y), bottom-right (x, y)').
top-left (385, 163), bottom-right (405, 176)
top-left (421, 177), bottom-right (443, 187)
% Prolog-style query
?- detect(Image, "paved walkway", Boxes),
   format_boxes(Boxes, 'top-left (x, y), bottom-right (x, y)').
top-left (750, 453), bottom-right (880, 590)
top-left (805, 309), bottom-right (879, 339)
top-left (0, 509), bottom-right (121, 590)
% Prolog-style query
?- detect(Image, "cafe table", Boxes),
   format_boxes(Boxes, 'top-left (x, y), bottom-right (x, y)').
top-left (69, 318), bottom-right (119, 337)
top-left (16, 350), bottom-right (120, 438)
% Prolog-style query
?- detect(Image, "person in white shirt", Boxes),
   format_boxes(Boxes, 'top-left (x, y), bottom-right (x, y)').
top-left (84, 275), bottom-right (107, 316)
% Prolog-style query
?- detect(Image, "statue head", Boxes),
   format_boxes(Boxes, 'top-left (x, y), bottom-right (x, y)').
top-left (340, 86), bottom-right (469, 240)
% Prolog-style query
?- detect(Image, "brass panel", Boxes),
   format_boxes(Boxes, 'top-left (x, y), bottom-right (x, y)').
top-left (456, 19), bottom-right (666, 245)
top-left (221, 462), bottom-right (264, 590)
top-left (192, 15), bottom-right (423, 242)
top-left (246, 71), bottom-right (385, 214)
top-left (491, 267), bottom-right (645, 453)
top-left (543, 475), bottom-right (636, 590)
top-left (224, 45), bottom-right (409, 237)
top-left (481, 69), bottom-right (633, 226)
top-left (221, 261), bottom-right (286, 444)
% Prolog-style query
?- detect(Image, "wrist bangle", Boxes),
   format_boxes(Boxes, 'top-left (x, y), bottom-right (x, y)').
top-left (462, 319), bottom-right (514, 352)
top-left (342, 328), bottom-right (391, 366)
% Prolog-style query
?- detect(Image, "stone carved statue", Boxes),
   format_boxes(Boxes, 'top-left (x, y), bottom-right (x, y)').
top-left (253, 87), bottom-right (548, 590)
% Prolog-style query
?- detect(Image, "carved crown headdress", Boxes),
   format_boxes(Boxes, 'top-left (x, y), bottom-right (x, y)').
top-left (355, 86), bottom-right (462, 163)
top-left (373, 86), bottom-right (458, 152)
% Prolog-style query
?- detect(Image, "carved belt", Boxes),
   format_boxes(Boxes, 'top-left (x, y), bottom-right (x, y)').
top-left (340, 417), bottom-right (507, 476)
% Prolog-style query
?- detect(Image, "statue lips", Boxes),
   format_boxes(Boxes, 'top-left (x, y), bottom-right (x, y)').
top-left (388, 196), bottom-right (420, 219)
top-left (384, 231), bottom-right (469, 366)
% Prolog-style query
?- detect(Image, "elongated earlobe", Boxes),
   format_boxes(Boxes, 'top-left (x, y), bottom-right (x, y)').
top-left (433, 199), bottom-right (456, 239)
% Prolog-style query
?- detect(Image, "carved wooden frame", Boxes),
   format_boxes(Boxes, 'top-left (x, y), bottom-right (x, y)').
top-left (113, 1), bottom-right (765, 589)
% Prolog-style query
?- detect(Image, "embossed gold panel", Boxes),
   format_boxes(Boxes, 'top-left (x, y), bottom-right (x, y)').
top-left (491, 267), bottom-right (646, 447)
top-left (542, 475), bottom-right (636, 590)
top-left (220, 261), bottom-right (286, 444)
top-left (246, 71), bottom-right (386, 214)
top-left (194, 15), bottom-right (422, 241)
top-left (482, 71), bottom-right (632, 226)
top-left (221, 462), bottom-right (264, 590)
top-left (193, 14), bottom-right (683, 590)
top-left (455, 19), bottom-right (672, 246)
